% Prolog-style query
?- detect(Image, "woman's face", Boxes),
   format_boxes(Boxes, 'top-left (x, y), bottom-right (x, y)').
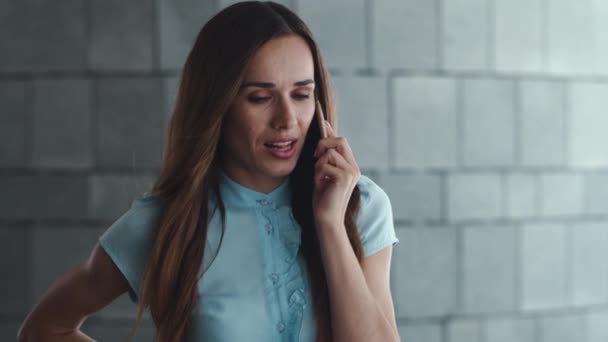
top-left (221, 34), bottom-right (316, 188)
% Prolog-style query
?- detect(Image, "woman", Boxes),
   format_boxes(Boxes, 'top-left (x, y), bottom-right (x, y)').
top-left (18, 2), bottom-right (400, 341)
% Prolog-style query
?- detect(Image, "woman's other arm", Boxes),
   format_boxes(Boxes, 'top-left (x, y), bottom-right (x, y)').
top-left (17, 242), bottom-right (130, 342)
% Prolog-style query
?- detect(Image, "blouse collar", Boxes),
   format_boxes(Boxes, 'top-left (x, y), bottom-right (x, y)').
top-left (218, 169), bottom-right (291, 209)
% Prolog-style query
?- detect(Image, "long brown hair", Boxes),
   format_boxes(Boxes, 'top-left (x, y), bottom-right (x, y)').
top-left (131, 2), bottom-right (364, 341)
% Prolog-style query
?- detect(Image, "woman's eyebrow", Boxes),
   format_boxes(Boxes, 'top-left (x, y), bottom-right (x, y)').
top-left (240, 79), bottom-right (315, 89)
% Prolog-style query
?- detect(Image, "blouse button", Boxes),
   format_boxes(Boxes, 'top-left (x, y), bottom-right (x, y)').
top-left (265, 223), bottom-right (272, 234)
top-left (276, 321), bottom-right (285, 333)
top-left (270, 273), bottom-right (279, 285)
top-left (257, 199), bottom-right (269, 206)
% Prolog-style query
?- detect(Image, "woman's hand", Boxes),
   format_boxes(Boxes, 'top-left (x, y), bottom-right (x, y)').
top-left (312, 120), bottom-right (361, 231)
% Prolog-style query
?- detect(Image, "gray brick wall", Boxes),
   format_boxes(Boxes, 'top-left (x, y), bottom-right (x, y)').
top-left (2, 0), bottom-right (608, 341)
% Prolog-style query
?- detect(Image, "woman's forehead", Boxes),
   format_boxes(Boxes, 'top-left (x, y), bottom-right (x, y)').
top-left (243, 35), bottom-right (314, 85)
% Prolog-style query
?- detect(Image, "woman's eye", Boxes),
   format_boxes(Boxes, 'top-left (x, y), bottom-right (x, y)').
top-left (248, 96), bottom-right (271, 103)
top-left (247, 93), bottom-right (310, 103)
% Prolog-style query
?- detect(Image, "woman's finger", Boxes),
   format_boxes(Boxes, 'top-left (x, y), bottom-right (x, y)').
top-left (315, 147), bottom-right (345, 170)
top-left (314, 149), bottom-right (358, 185)
top-left (315, 136), bottom-right (357, 169)
top-left (314, 120), bottom-right (360, 176)
top-left (324, 120), bottom-right (336, 138)
top-left (316, 100), bottom-right (328, 139)
top-left (314, 162), bottom-right (343, 186)
top-left (325, 148), bottom-right (352, 170)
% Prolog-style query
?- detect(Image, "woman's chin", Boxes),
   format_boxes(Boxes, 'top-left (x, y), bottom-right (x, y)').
top-left (263, 160), bottom-right (297, 177)
top-left (270, 165), bottom-right (295, 177)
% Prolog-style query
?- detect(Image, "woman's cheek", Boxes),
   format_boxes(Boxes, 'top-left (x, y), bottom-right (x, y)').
top-left (306, 105), bottom-right (316, 124)
top-left (300, 101), bottom-right (315, 118)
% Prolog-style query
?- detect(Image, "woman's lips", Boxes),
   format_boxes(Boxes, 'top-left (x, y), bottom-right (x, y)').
top-left (265, 138), bottom-right (297, 144)
top-left (264, 140), bottom-right (297, 159)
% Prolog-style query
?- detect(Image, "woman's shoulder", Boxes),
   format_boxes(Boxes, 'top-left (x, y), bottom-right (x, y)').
top-left (356, 174), bottom-right (390, 207)
top-left (355, 174), bottom-right (399, 257)
top-left (136, 191), bottom-right (164, 208)
top-left (117, 192), bottom-right (164, 228)
top-left (102, 191), bottom-right (161, 229)
top-left (98, 192), bottom-right (165, 261)
top-left (97, 193), bottom-right (164, 302)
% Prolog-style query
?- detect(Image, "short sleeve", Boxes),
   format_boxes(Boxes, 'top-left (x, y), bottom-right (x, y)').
top-left (98, 194), bottom-right (163, 303)
top-left (356, 175), bottom-right (400, 257)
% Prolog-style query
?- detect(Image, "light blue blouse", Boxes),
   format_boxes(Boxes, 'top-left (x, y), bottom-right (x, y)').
top-left (99, 171), bottom-right (399, 341)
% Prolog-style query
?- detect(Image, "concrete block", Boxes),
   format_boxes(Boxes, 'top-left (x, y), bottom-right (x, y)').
top-left (520, 224), bottom-right (569, 310)
top-left (540, 314), bottom-right (586, 342)
top-left (547, 0), bottom-right (594, 74)
top-left (373, 0), bottom-right (438, 69)
top-left (484, 317), bottom-right (536, 342)
top-left (519, 81), bottom-right (566, 167)
top-left (297, 0), bottom-right (366, 68)
top-left (89, 0), bottom-right (154, 70)
top-left (447, 173), bottom-right (502, 222)
top-left (0, 81), bottom-right (27, 166)
top-left (571, 222), bottom-right (608, 305)
top-left (0, 175), bottom-right (33, 219)
top-left (297, 0), bottom-right (365, 68)
top-left (442, 0), bottom-right (489, 71)
top-left (462, 79), bottom-right (516, 167)
top-left (88, 174), bottom-right (156, 220)
top-left (158, 0), bottom-right (215, 70)
top-left (569, 83), bottom-right (608, 167)
top-left (96, 78), bottom-right (165, 169)
top-left (333, 75), bottom-right (388, 170)
top-left (394, 77), bottom-right (458, 169)
top-left (462, 225), bottom-right (516, 313)
top-left (591, 0), bottom-right (608, 74)
top-left (0, 1), bottom-right (87, 71)
top-left (0, 227), bottom-right (28, 314)
top-left (447, 318), bottom-right (482, 342)
top-left (397, 322), bottom-right (441, 342)
top-left (506, 173), bottom-right (538, 219)
top-left (540, 173), bottom-right (583, 217)
top-left (392, 227), bottom-right (457, 318)
top-left (220, 0), bottom-right (292, 9)
top-left (0, 320), bottom-right (21, 342)
top-left (163, 75), bottom-right (179, 124)
top-left (583, 172), bottom-right (608, 215)
top-left (377, 173), bottom-right (441, 222)
top-left (35, 174), bottom-right (89, 220)
top-left (588, 311), bottom-right (608, 342)
top-left (32, 79), bottom-right (92, 168)
top-left (0, 174), bottom-right (88, 220)
top-left (494, 0), bottom-right (543, 72)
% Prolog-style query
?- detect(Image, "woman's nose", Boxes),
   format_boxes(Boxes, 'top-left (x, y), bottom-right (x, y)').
top-left (272, 96), bottom-right (298, 129)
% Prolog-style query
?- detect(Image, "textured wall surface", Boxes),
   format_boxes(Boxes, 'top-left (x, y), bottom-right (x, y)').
top-left (1, 0), bottom-right (608, 341)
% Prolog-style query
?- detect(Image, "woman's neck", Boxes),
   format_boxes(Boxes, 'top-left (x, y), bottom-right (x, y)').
top-left (220, 165), bottom-right (288, 194)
